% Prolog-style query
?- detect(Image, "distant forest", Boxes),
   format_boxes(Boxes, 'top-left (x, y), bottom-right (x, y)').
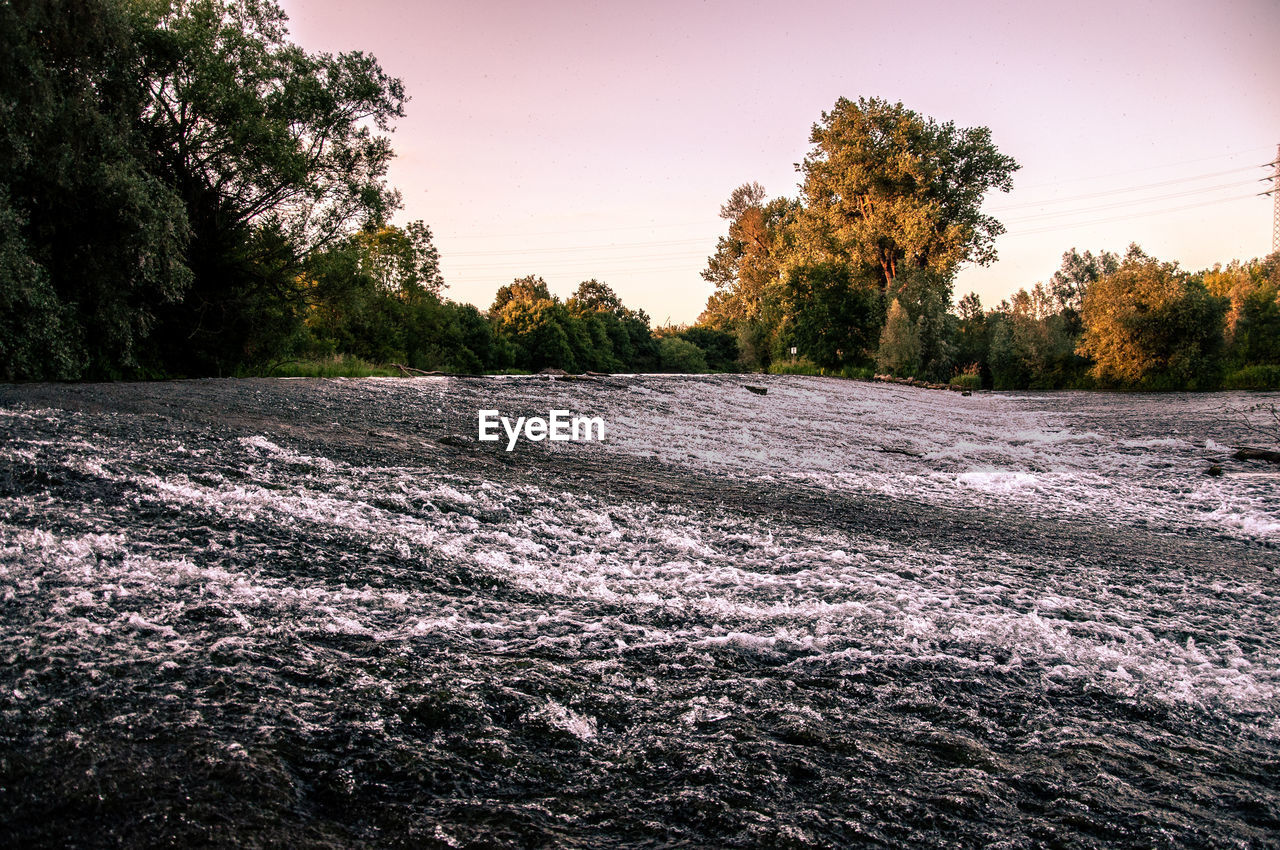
top-left (2, 0), bottom-right (1277, 389)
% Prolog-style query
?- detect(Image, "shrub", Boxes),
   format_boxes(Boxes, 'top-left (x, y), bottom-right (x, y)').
top-left (839, 364), bottom-right (875, 380)
top-left (768, 358), bottom-right (822, 376)
top-left (1223, 364), bottom-right (1280, 390)
top-left (658, 337), bottom-right (708, 373)
top-left (262, 356), bottom-right (399, 378)
top-left (950, 363), bottom-right (983, 390)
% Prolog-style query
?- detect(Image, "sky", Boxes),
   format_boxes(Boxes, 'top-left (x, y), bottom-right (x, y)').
top-left (278, 0), bottom-right (1280, 324)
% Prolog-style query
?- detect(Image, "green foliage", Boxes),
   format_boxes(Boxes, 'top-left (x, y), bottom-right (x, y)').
top-left (949, 371), bottom-right (983, 391)
top-left (767, 359), bottom-right (873, 379)
top-left (138, 0), bottom-right (406, 374)
top-left (797, 96), bottom-right (1018, 289)
top-left (1050, 248), bottom-right (1118, 324)
top-left (953, 292), bottom-right (987, 384)
top-left (986, 313), bottom-right (1025, 390)
top-left (695, 97), bottom-right (1017, 383)
top-left (1, 0), bottom-right (191, 379)
top-left (699, 184), bottom-right (798, 329)
top-left (0, 196), bottom-right (77, 381)
top-left (890, 268), bottom-right (956, 381)
top-left (778, 262), bottom-right (882, 369)
top-left (875, 299), bottom-right (920, 376)
top-left (1223, 365), bottom-right (1280, 390)
top-left (1078, 248), bottom-right (1227, 388)
top-left (567, 278), bottom-right (623, 315)
top-left (1204, 255), bottom-right (1280, 367)
top-left (768, 358), bottom-right (821, 375)
top-left (354, 221), bottom-right (445, 299)
top-left (488, 275), bottom-right (661, 374)
top-left (259, 355), bottom-right (400, 378)
top-left (493, 275), bottom-right (553, 313)
top-left (676, 327), bottom-right (739, 371)
top-left (495, 298), bottom-right (579, 373)
top-left (983, 283), bottom-right (1083, 389)
top-left (658, 337), bottom-right (708, 373)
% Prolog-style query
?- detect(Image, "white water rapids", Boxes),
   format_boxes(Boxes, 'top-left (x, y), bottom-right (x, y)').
top-left (1, 376), bottom-right (1277, 847)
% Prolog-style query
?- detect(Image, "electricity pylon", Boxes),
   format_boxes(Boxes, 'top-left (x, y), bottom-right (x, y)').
top-left (1263, 144), bottom-right (1280, 254)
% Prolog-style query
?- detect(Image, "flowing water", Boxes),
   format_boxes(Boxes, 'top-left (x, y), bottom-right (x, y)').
top-left (1, 376), bottom-right (1277, 847)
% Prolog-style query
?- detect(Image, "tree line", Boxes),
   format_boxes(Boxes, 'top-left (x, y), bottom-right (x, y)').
top-left (0, 0), bottom-right (679, 380)
top-left (2, 2), bottom-right (1275, 388)
top-left (695, 97), bottom-right (1280, 390)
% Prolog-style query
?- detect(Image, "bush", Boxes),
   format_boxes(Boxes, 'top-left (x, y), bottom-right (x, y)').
top-left (1223, 364), bottom-right (1280, 390)
top-left (658, 337), bottom-right (708, 373)
top-left (950, 364), bottom-right (982, 390)
top-left (949, 372), bottom-right (982, 390)
top-left (678, 326), bottom-right (739, 371)
top-left (768, 358), bottom-right (822, 375)
top-left (767, 360), bottom-right (874, 379)
top-left (839, 364), bottom-right (875, 379)
top-left (260, 356), bottom-right (399, 378)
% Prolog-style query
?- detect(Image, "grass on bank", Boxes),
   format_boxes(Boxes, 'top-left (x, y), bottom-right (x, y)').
top-left (243, 356), bottom-right (1280, 391)
top-left (252, 356), bottom-right (402, 378)
top-left (767, 359), bottom-right (875, 379)
top-left (1223, 365), bottom-right (1280, 390)
top-left (240, 357), bottom-right (533, 378)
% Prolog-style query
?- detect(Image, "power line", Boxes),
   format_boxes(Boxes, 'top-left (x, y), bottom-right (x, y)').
top-left (1003, 192), bottom-right (1259, 238)
top-left (1009, 145), bottom-right (1274, 191)
top-left (988, 166), bottom-right (1257, 213)
top-left (1001, 179), bottom-right (1259, 225)
top-left (445, 237), bottom-right (710, 258)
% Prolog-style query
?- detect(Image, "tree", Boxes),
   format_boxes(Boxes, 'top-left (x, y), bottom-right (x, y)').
top-left (567, 278), bottom-right (624, 315)
top-left (778, 262), bottom-right (881, 368)
top-left (658, 336), bottom-right (708, 373)
top-left (138, 0), bottom-right (407, 373)
top-left (954, 291), bottom-right (987, 377)
top-left (890, 268), bottom-right (956, 381)
top-left (491, 275), bottom-right (553, 313)
top-left (699, 183), bottom-right (798, 328)
top-left (986, 311), bottom-right (1025, 390)
top-left (1078, 249), bottom-right (1227, 387)
top-left (1203, 255), bottom-right (1280, 366)
top-left (875, 299), bottom-right (920, 376)
top-left (797, 97), bottom-right (1018, 290)
top-left (988, 283), bottom-right (1078, 389)
top-left (676, 327), bottom-right (738, 371)
top-left (1, 0), bottom-right (191, 379)
top-left (1050, 247), bottom-right (1119, 317)
top-left (353, 220), bottom-right (444, 300)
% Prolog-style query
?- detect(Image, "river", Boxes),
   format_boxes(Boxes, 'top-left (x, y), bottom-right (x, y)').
top-left (1, 376), bottom-right (1277, 847)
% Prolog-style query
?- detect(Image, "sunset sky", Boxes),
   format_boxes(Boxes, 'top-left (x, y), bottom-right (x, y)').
top-left (278, 0), bottom-right (1280, 324)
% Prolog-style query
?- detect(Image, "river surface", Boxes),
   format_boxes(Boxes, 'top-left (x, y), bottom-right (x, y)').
top-left (1, 376), bottom-right (1278, 848)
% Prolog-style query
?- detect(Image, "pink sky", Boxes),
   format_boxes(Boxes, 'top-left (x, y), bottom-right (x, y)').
top-left (279, 0), bottom-right (1280, 323)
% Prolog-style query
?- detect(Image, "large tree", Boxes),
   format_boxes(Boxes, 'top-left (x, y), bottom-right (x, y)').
top-left (138, 0), bottom-right (407, 372)
top-left (0, 0), bottom-right (191, 379)
top-left (797, 97), bottom-right (1018, 290)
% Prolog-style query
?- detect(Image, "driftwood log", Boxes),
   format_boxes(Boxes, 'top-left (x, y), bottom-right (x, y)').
top-left (1232, 447), bottom-right (1280, 464)
top-left (391, 363), bottom-right (445, 377)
